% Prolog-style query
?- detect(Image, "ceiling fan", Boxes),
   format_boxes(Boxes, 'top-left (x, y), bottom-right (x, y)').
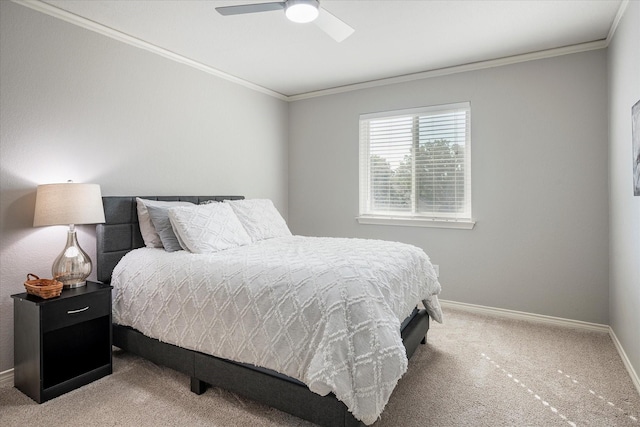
top-left (215, 0), bottom-right (355, 42)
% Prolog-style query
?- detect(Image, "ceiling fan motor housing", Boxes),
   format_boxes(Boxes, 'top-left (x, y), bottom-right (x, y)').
top-left (285, 0), bottom-right (320, 23)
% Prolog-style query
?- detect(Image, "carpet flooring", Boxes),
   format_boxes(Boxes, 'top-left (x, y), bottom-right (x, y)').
top-left (1, 306), bottom-right (639, 426)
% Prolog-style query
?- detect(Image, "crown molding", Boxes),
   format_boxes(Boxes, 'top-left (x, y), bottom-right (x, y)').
top-left (288, 40), bottom-right (608, 101)
top-left (606, 0), bottom-right (630, 44)
top-left (12, 0), bottom-right (611, 102)
top-left (11, 0), bottom-right (289, 101)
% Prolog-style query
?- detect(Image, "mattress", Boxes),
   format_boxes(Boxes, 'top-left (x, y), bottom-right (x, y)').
top-left (111, 235), bottom-right (442, 425)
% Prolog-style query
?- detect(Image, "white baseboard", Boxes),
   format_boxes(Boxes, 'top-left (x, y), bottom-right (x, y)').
top-left (439, 299), bottom-right (609, 332)
top-left (2, 302), bottom-right (637, 398)
top-left (440, 299), bottom-right (640, 397)
top-left (609, 328), bottom-right (640, 397)
top-left (0, 368), bottom-right (14, 388)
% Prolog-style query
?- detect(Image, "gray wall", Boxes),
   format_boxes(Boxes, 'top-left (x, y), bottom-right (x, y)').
top-left (0, 2), bottom-right (289, 372)
top-left (289, 50), bottom-right (609, 324)
top-left (608, 1), bottom-right (640, 381)
top-left (0, 0), bottom-right (624, 378)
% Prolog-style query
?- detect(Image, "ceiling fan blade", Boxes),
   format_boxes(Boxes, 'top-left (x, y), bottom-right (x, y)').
top-left (314, 6), bottom-right (355, 42)
top-left (216, 2), bottom-right (285, 16)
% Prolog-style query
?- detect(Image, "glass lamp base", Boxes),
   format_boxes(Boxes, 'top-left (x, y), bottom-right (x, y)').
top-left (53, 226), bottom-right (92, 289)
top-left (63, 280), bottom-right (87, 289)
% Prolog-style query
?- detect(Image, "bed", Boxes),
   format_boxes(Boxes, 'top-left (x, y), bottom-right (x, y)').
top-left (96, 196), bottom-right (441, 427)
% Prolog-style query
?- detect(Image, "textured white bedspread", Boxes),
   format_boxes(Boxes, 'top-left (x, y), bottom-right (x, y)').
top-left (111, 236), bottom-right (442, 425)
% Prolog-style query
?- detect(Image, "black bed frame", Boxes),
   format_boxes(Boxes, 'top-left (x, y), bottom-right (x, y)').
top-left (96, 196), bottom-right (431, 427)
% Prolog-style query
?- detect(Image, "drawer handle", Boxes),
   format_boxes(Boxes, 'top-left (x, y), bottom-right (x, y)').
top-left (67, 306), bottom-right (89, 314)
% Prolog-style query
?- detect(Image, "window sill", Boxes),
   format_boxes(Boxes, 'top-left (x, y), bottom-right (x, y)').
top-left (356, 215), bottom-right (476, 229)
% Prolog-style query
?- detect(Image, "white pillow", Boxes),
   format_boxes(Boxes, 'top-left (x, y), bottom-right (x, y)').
top-left (136, 198), bottom-right (193, 248)
top-left (224, 199), bottom-right (292, 242)
top-left (168, 203), bottom-right (252, 253)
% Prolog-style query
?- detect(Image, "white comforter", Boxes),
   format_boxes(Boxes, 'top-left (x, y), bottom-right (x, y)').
top-left (111, 236), bottom-right (442, 425)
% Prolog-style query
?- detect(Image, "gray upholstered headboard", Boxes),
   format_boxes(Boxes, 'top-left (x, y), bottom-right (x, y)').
top-left (96, 196), bottom-right (244, 284)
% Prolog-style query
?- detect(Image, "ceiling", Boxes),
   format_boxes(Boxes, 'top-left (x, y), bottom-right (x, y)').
top-left (37, 0), bottom-right (623, 98)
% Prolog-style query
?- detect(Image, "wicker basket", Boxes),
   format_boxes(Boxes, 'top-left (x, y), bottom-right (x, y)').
top-left (24, 274), bottom-right (63, 299)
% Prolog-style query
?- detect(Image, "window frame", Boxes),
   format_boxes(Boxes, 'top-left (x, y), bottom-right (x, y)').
top-left (358, 102), bottom-right (475, 229)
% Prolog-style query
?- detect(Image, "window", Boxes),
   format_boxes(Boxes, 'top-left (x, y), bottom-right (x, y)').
top-left (358, 102), bottom-right (474, 229)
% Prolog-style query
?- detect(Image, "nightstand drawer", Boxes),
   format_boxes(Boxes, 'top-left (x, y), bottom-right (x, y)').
top-left (42, 291), bottom-right (110, 332)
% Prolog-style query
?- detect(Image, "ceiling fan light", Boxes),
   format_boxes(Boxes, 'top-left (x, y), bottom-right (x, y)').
top-left (285, 0), bottom-right (319, 23)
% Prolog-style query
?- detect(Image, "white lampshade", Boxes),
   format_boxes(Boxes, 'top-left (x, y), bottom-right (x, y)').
top-left (34, 183), bottom-right (105, 227)
top-left (285, 0), bottom-right (319, 23)
top-left (33, 182), bottom-right (105, 289)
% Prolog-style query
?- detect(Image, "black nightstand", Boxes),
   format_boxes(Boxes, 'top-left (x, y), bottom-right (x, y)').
top-left (11, 281), bottom-right (113, 403)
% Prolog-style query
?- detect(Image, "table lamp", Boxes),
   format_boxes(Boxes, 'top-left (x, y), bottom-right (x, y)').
top-left (33, 182), bottom-right (105, 288)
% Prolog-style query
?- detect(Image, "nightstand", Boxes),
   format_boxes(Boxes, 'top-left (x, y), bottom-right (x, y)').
top-left (11, 281), bottom-right (113, 403)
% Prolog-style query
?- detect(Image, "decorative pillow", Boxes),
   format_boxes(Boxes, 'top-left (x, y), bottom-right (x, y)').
top-left (224, 199), bottom-right (292, 242)
top-left (168, 203), bottom-right (252, 254)
top-left (146, 204), bottom-right (184, 252)
top-left (136, 198), bottom-right (193, 248)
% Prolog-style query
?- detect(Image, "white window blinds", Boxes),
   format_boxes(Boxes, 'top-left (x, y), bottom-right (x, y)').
top-left (359, 102), bottom-right (471, 223)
